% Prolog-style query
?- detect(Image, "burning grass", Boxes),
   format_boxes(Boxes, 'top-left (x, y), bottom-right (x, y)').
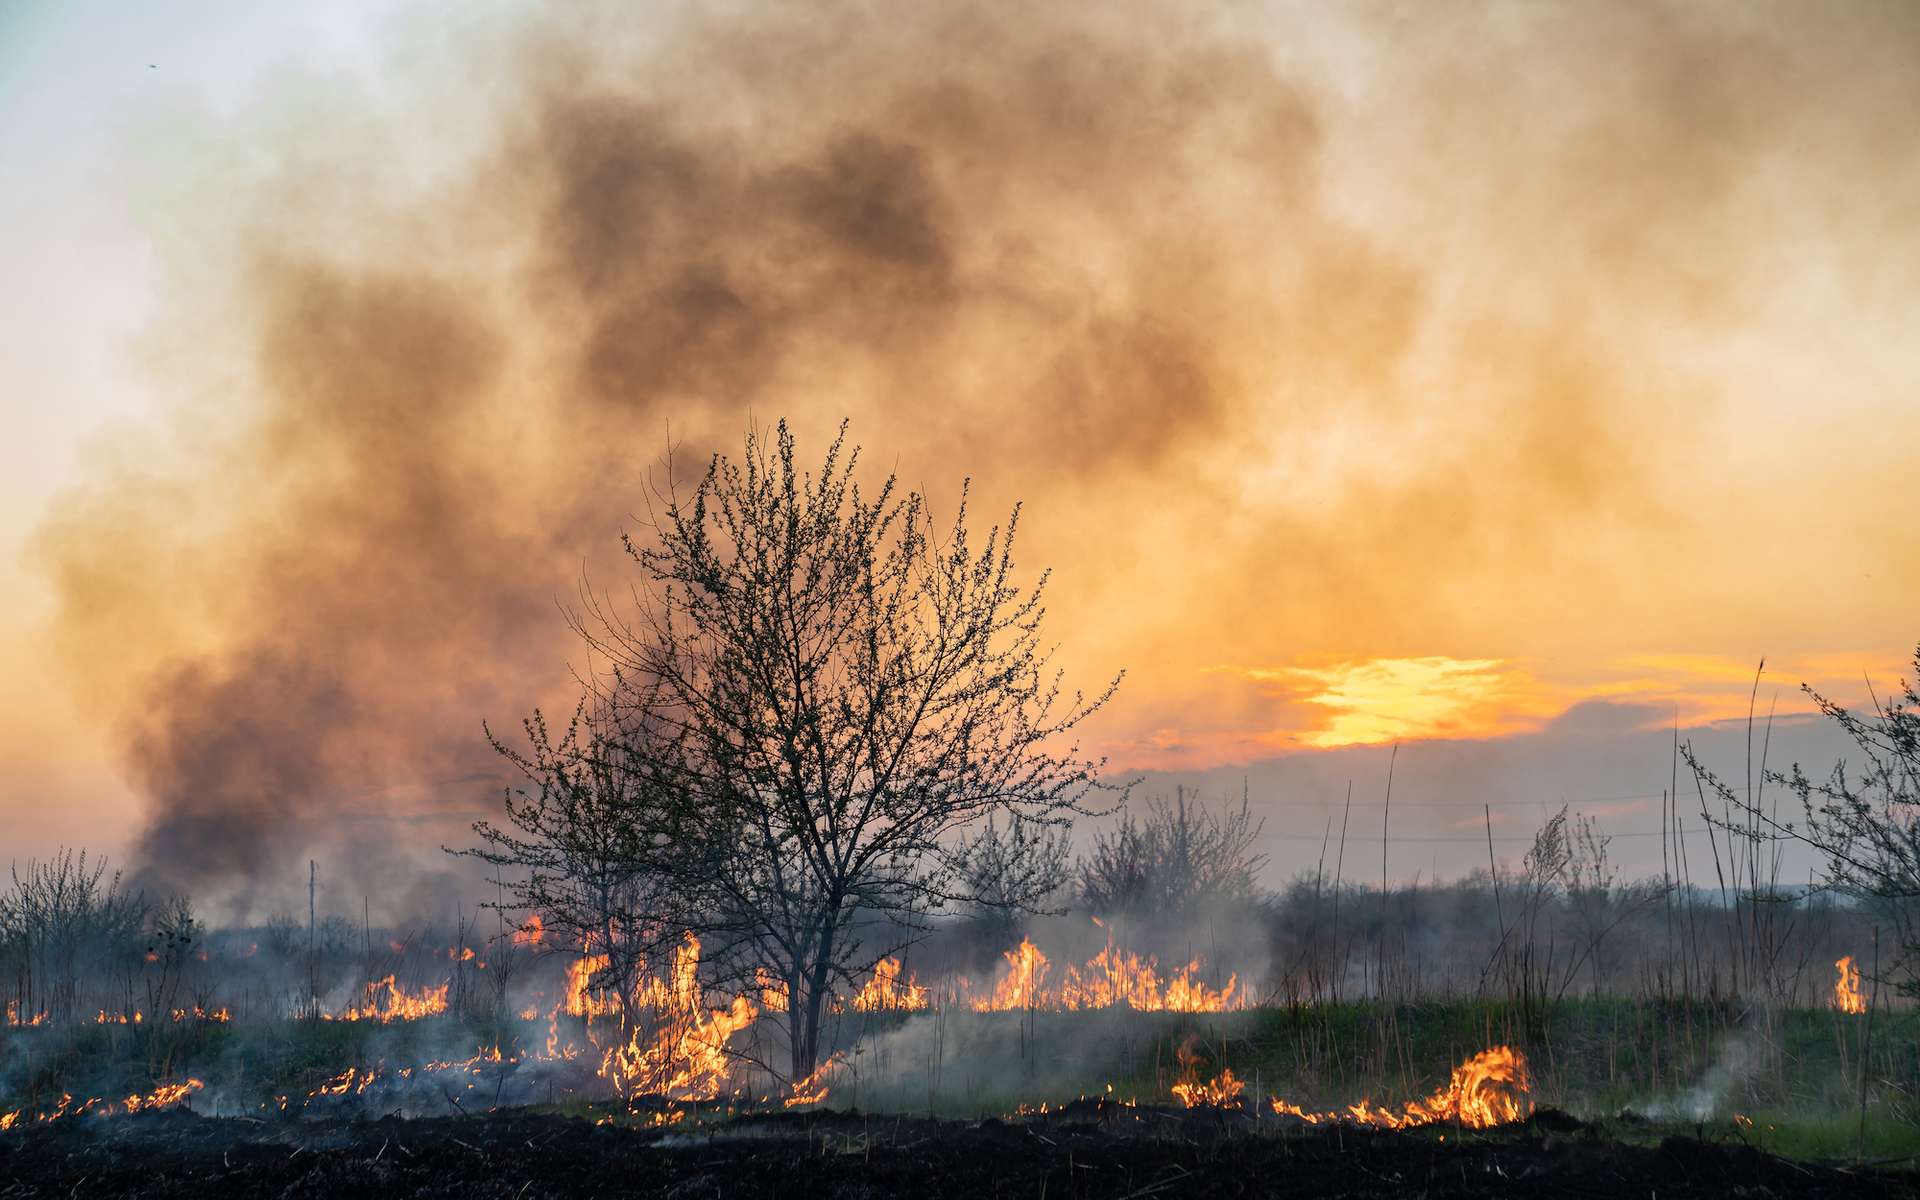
top-left (2, 922), bottom-right (1914, 1165)
top-left (1833, 956), bottom-right (1869, 1014)
top-left (3, 992), bottom-right (1917, 1180)
top-left (969, 936), bottom-right (1240, 1013)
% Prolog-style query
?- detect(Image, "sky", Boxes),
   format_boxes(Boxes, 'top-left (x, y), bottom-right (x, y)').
top-left (2, 0), bottom-right (1916, 918)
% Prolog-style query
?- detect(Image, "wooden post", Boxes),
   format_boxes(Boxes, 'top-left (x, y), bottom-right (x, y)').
top-left (1857, 925), bottom-right (1879, 1164)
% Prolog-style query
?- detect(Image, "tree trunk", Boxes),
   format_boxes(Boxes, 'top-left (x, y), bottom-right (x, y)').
top-left (791, 920), bottom-right (839, 1081)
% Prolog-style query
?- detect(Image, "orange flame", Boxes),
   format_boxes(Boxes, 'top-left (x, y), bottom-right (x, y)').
top-left (1268, 1046), bottom-right (1533, 1129)
top-left (512, 915), bottom-right (545, 946)
top-left (1172, 1066), bottom-right (1246, 1108)
top-left (971, 936), bottom-right (1238, 1013)
top-left (849, 958), bottom-right (930, 1012)
top-left (564, 953), bottom-right (621, 1019)
top-left (1169, 1036), bottom-right (1245, 1108)
top-left (328, 975), bottom-right (450, 1022)
top-left (170, 1006), bottom-right (231, 1022)
top-left (1, 1080), bottom-right (203, 1131)
top-left (973, 939), bottom-right (1051, 1011)
top-left (122, 1080), bottom-right (204, 1113)
top-left (1832, 956), bottom-right (1867, 1014)
top-left (783, 1054), bottom-right (844, 1108)
top-left (597, 934), bottom-right (757, 1102)
top-left (312, 1066), bottom-right (378, 1097)
top-left (756, 967), bottom-right (790, 1010)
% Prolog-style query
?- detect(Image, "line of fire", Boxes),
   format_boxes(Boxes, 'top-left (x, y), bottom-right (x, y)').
top-left (2, 422), bottom-right (1917, 1197)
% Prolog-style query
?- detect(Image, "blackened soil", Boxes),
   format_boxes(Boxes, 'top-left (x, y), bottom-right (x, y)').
top-left (0, 1105), bottom-right (1912, 1198)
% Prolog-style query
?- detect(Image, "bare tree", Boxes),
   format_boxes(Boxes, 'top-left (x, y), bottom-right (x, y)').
top-left (0, 849), bottom-right (147, 1023)
top-left (1562, 813), bottom-right (1665, 998)
top-left (1693, 644), bottom-right (1920, 999)
top-left (954, 816), bottom-right (1073, 947)
top-left (1077, 785), bottom-right (1266, 918)
top-left (458, 696), bottom-right (695, 1014)
top-left (1485, 806), bottom-right (1569, 1011)
top-left (571, 420), bottom-right (1121, 1081)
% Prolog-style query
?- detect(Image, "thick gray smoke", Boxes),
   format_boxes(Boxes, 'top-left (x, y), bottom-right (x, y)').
top-left (29, 0), bottom-right (1920, 918)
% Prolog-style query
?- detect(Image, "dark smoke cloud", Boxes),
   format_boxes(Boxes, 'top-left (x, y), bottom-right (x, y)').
top-left (29, 0), bottom-right (1920, 918)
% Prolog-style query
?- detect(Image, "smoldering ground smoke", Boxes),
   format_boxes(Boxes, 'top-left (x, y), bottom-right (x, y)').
top-left (29, 0), bottom-right (1920, 917)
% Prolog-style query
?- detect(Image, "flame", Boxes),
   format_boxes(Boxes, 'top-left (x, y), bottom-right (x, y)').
top-left (512, 915), bottom-right (545, 946)
top-left (1270, 1098), bottom-right (1327, 1124)
top-left (1169, 1036), bottom-right (1245, 1108)
top-left (1, 1080), bottom-right (203, 1131)
top-left (171, 1006), bottom-right (231, 1022)
top-left (5, 1001), bottom-right (47, 1027)
top-left (756, 967), bottom-right (790, 1010)
top-left (783, 1054), bottom-right (844, 1108)
top-left (312, 1066), bottom-right (378, 1097)
top-left (564, 953), bottom-right (620, 1019)
top-left (597, 934), bottom-right (757, 1102)
top-left (973, 939), bottom-right (1051, 1011)
top-left (1832, 956), bottom-right (1867, 1014)
top-left (1061, 943), bottom-right (1161, 1010)
top-left (971, 936), bottom-right (1238, 1013)
top-left (327, 975), bottom-right (450, 1021)
top-left (298, 1045), bottom-right (528, 1111)
top-left (95, 1006), bottom-right (227, 1025)
top-left (1268, 1046), bottom-right (1533, 1129)
top-left (849, 958), bottom-right (929, 1012)
top-left (122, 1080), bottom-right (204, 1113)
top-left (1172, 1067), bottom-right (1246, 1108)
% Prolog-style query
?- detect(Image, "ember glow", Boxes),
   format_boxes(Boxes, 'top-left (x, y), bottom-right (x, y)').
top-left (94, 1006), bottom-right (229, 1026)
top-left (4, 1001), bottom-right (46, 1027)
top-left (1831, 956), bottom-right (1867, 1014)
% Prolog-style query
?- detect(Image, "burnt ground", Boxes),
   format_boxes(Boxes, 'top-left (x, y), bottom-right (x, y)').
top-left (0, 1105), bottom-right (1913, 1199)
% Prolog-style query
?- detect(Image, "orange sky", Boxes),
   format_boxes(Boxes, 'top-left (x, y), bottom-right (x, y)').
top-left (2, 1), bottom-right (1917, 906)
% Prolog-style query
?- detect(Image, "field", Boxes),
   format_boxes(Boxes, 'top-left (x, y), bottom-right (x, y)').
top-left (3, 1103), bottom-right (1917, 1199)
top-left (4, 989), bottom-right (1915, 1197)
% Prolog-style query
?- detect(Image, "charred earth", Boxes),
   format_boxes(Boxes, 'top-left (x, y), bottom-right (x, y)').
top-left (1, 1105), bottom-right (1914, 1199)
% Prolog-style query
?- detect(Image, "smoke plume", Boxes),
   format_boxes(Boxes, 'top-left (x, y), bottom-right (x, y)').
top-left (29, 0), bottom-right (1920, 916)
